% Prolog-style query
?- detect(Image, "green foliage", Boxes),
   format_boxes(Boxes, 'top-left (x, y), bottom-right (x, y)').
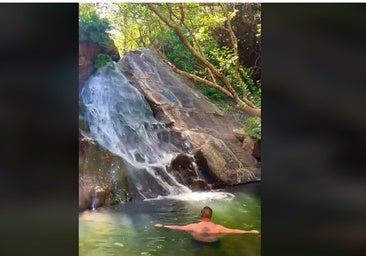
top-left (94, 54), bottom-right (113, 70)
top-left (158, 30), bottom-right (198, 73)
top-left (244, 117), bottom-right (261, 140)
top-left (213, 109), bottom-right (222, 115)
top-left (104, 3), bottom-right (163, 55)
top-left (198, 85), bottom-right (223, 101)
top-left (239, 67), bottom-right (261, 105)
top-left (109, 192), bottom-right (123, 205)
top-left (204, 42), bottom-right (261, 105)
top-left (203, 40), bottom-right (261, 105)
top-left (79, 4), bottom-right (112, 48)
top-left (89, 3), bottom-right (261, 115)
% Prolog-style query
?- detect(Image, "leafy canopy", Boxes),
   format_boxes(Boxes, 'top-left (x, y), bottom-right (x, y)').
top-left (86, 3), bottom-right (261, 117)
top-left (79, 4), bottom-right (112, 48)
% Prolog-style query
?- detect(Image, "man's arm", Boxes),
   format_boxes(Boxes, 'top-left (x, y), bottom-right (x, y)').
top-left (216, 225), bottom-right (260, 234)
top-left (155, 223), bottom-right (195, 232)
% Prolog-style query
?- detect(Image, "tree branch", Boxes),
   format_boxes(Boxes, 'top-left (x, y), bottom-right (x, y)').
top-left (220, 4), bottom-right (256, 108)
top-left (154, 49), bottom-right (232, 98)
top-left (147, 3), bottom-right (260, 117)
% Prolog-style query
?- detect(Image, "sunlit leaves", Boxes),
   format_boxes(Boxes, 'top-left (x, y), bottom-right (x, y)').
top-left (103, 3), bottom-right (164, 54)
top-left (83, 3), bottom-right (261, 116)
top-left (79, 3), bottom-right (112, 48)
top-left (228, 9), bottom-right (239, 21)
top-left (256, 24), bottom-right (261, 38)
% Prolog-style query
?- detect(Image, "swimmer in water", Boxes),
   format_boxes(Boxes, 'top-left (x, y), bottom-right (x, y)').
top-left (154, 206), bottom-right (259, 243)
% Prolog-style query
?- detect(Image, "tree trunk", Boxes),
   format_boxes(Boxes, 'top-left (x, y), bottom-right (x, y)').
top-left (148, 4), bottom-right (261, 117)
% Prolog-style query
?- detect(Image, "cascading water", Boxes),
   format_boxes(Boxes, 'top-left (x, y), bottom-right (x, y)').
top-left (80, 62), bottom-right (191, 199)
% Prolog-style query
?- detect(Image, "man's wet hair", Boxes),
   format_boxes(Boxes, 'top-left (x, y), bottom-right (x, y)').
top-left (201, 206), bottom-right (213, 219)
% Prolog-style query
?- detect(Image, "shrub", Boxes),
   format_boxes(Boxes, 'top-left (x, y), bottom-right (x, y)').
top-left (244, 117), bottom-right (261, 141)
top-left (213, 109), bottom-right (222, 115)
top-left (157, 29), bottom-right (198, 73)
top-left (79, 7), bottom-right (112, 48)
top-left (94, 54), bottom-right (113, 70)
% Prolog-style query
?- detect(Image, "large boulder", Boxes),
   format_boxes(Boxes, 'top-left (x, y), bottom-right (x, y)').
top-left (119, 48), bottom-right (260, 187)
top-left (79, 131), bottom-right (130, 211)
top-left (169, 153), bottom-right (210, 191)
top-left (195, 136), bottom-right (260, 187)
top-left (242, 136), bottom-right (261, 161)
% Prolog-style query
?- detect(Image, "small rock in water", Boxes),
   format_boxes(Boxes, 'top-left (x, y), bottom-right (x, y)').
top-left (134, 152), bottom-right (145, 162)
top-left (114, 242), bottom-right (124, 247)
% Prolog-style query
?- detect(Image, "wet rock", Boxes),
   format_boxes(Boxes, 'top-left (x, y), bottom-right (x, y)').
top-left (79, 131), bottom-right (130, 211)
top-left (169, 153), bottom-right (209, 191)
top-left (119, 48), bottom-right (261, 187)
top-left (171, 153), bottom-right (194, 171)
top-left (126, 166), bottom-right (171, 200)
top-left (134, 152), bottom-right (145, 163)
top-left (88, 186), bottom-right (107, 209)
top-left (191, 178), bottom-right (209, 191)
top-left (157, 130), bottom-right (192, 152)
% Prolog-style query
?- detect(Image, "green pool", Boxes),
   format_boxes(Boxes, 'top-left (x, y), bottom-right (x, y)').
top-left (79, 183), bottom-right (261, 256)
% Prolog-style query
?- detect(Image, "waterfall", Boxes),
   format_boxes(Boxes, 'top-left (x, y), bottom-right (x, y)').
top-left (80, 62), bottom-right (191, 199)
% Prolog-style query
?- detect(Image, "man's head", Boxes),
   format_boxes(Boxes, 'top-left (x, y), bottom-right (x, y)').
top-left (200, 206), bottom-right (213, 220)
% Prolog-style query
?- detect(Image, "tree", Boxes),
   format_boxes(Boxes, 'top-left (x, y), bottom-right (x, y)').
top-left (147, 3), bottom-right (261, 117)
top-left (102, 3), bottom-right (165, 55)
top-left (91, 3), bottom-right (261, 116)
top-left (79, 3), bottom-right (113, 48)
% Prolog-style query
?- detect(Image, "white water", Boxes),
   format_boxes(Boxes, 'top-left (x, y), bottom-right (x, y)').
top-left (81, 63), bottom-right (191, 199)
top-left (144, 191), bottom-right (235, 202)
top-left (81, 63), bottom-right (161, 166)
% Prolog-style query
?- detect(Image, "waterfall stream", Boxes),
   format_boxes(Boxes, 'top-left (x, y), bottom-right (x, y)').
top-left (80, 63), bottom-right (191, 199)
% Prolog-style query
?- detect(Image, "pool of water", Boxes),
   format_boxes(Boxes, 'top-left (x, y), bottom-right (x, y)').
top-left (79, 184), bottom-right (261, 256)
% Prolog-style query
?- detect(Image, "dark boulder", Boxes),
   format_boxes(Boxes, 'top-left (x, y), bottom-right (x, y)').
top-left (79, 131), bottom-right (130, 211)
top-left (169, 153), bottom-right (210, 191)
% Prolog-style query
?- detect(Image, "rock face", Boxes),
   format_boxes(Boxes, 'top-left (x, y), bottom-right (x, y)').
top-left (253, 139), bottom-right (261, 161)
top-left (79, 131), bottom-right (130, 211)
top-left (242, 136), bottom-right (255, 156)
top-left (168, 153), bottom-right (210, 191)
top-left (119, 48), bottom-right (260, 187)
top-left (195, 137), bottom-right (259, 186)
top-left (79, 40), bottom-right (120, 93)
top-left (233, 128), bottom-right (245, 141)
top-left (242, 136), bottom-right (261, 161)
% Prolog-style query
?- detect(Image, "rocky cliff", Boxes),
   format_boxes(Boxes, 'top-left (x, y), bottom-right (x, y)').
top-left (79, 47), bottom-right (261, 210)
top-left (119, 48), bottom-right (261, 188)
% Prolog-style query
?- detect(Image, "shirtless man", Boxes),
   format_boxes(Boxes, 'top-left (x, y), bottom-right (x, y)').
top-left (154, 206), bottom-right (259, 242)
